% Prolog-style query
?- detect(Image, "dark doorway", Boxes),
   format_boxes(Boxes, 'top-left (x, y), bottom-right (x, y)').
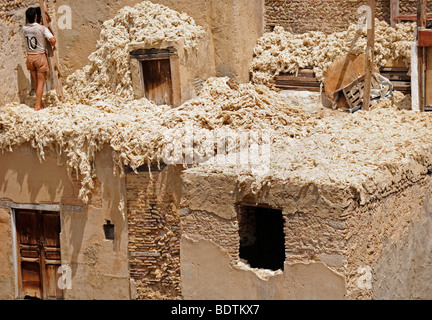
top-left (238, 206), bottom-right (285, 271)
top-left (15, 210), bottom-right (63, 300)
top-left (141, 59), bottom-right (173, 106)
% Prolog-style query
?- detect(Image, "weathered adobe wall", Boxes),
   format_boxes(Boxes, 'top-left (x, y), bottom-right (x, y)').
top-left (264, 0), bottom-right (432, 34)
top-left (180, 173), bottom-right (350, 300)
top-left (126, 164), bottom-right (183, 300)
top-left (345, 174), bottom-right (432, 300)
top-left (0, 0), bottom-right (42, 106)
top-left (0, 144), bottom-right (130, 300)
top-left (180, 171), bottom-right (432, 300)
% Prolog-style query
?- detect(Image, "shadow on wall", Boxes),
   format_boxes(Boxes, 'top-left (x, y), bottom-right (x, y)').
top-left (16, 63), bottom-right (30, 104)
top-left (0, 145), bottom-right (71, 205)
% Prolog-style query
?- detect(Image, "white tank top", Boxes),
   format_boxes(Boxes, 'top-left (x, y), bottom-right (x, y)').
top-left (23, 23), bottom-right (54, 55)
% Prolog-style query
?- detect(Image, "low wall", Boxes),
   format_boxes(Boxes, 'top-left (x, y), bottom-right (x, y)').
top-left (180, 170), bottom-right (432, 300)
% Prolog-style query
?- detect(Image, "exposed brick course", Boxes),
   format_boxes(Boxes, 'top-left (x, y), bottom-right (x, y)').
top-left (126, 167), bottom-right (182, 300)
top-left (264, 0), bottom-right (432, 34)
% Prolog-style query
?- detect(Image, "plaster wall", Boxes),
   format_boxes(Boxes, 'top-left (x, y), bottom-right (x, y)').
top-left (181, 236), bottom-right (346, 300)
top-left (180, 172), bottom-right (350, 299)
top-left (345, 175), bottom-right (432, 300)
top-left (0, 144), bottom-right (130, 300)
top-left (181, 171), bottom-right (432, 300)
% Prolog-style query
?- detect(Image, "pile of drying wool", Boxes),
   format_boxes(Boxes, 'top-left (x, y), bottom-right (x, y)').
top-left (0, 0), bottom-right (28, 23)
top-left (191, 104), bottom-right (432, 203)
top-left (0, 77), bottom-right (321, 203)
top-left (250, 20), bottom-right (415, 85)
top-left (64, 0), bottom-right (206, 106)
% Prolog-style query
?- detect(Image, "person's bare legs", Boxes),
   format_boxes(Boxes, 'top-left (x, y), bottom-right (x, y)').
top-left (34, 71), bottom-right (47, 111)
top-left (30, 70), bottom-right (38, 98)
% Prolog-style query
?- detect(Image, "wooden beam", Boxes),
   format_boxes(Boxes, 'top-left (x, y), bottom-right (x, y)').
top-left (390, 0), bottom-right (400, 27)
top-left (426, 47), bottom-right (432, 106)
top-left (363, 0), bottom-right (375, 111)
top-left (418, 0), bottom-right (427, 112)
top-left (394, 14), bottom-right (432, 21)
top-left (418, 29), bottom-right (432, 47)
top-left (39, 0), bottom-right (64, 102)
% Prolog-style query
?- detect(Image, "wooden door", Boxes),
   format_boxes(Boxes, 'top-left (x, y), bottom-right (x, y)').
top-left (15, 210), bottom-right (63, 300)
top-left (142, 59), bottom-right (173, 106)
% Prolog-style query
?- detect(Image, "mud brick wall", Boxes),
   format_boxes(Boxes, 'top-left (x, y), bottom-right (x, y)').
top-left (126, 166), bottom-right (182, 300)
top-left (181, 209), bottom-right (240, 261)
top-left (264, 0), bottom-right (432, 34)
top-left (284, 211), bottom-right (348, 272)
top-left (182, 204), bottom-right (348, 273)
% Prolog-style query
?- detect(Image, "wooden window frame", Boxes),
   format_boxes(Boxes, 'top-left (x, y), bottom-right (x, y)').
top-left (130, 47), bottom-right (182, 106)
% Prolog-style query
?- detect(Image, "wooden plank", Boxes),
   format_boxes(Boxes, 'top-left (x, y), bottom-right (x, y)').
top-left (275, 80), bottom-right (320, 87)
top-left (418, 29), bottom-right (432, 47)
top-left (275, 85), bottom-right (321, 92)
top-left (130, 53), bottom-right (175, 60)
top-left (275, 76), bottom-right (318, 82)
top-left (142, 59), bottom-right (174, 105)
top-left (426, 47), bottom-right (432, 106)
top-left (130, 47), bottom-right (176, 56)
top-left (395, 14), bottom-right (432, 21)
top-left (418, 0), bottom-right (427, 112)
top-left (390, 0), bottom-right (400, 27)
top-left (363, 0), bottom-right (376, 112)
top-left (15, 210), bottom-right (41, 299)
top-left (39, 0), bottom-right (64, 101)
top-left (380, 67), bottom-right (410, 72)
top-left (391, 81), bottom-right (411, 86)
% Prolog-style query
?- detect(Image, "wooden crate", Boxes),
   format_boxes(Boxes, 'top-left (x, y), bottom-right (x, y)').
top-left (341, 75), bottom-right (366, 112)
top-left (379, 66), bottom-right (411, 95)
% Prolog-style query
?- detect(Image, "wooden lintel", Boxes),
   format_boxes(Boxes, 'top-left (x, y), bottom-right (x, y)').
top-left (130, 53), bottom-right (175, 61)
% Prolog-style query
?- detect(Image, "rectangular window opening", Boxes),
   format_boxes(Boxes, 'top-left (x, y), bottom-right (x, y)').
top-left (103, 220), bottom-right (115, 241)
top-left (238, 205), bottom-right (285, 271)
